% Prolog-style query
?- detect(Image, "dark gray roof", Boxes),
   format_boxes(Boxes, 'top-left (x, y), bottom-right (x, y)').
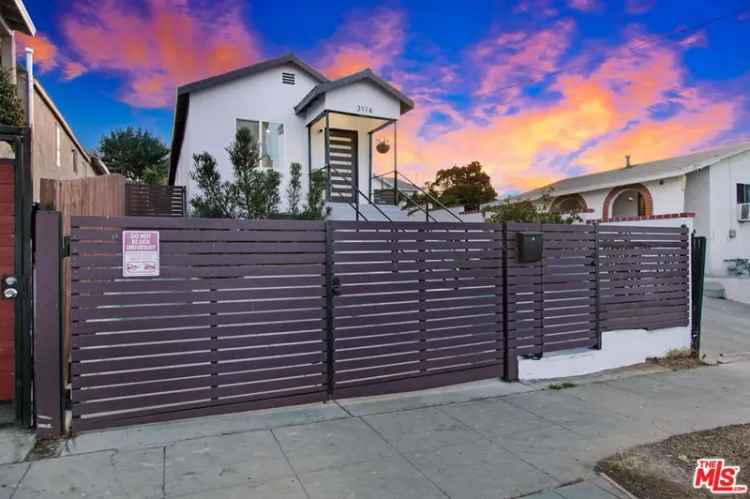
top-left (169, 54), bottom-right (329, 184)
top-left (294, 69), bottom-right (415, 115)
top-left (0, 0), bottom-right (35, 35)
top-left (515, 140), bottom-right (750, 201)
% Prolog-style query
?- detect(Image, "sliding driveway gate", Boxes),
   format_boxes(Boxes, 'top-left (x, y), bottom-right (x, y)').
top-left (44, 215), bottom-right (689, 432)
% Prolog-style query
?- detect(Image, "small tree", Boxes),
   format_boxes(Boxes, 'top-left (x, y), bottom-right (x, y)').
top-left (226, 127), bottom-right (280, 218)
top-left (97, 128), bottom-right (169, 183)
top-left (0, 69), bottom-right (25, 127)
top-left (301, 168), bottom-right (327, 220)
top-left (189, 152), bottom-right (236, 218)
top-left (484, 189), bottom-right (581, 224)
top-left (286, 162), bottom-right (303, 216)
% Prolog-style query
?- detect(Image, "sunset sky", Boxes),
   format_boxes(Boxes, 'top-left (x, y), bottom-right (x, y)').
top-left (17, 0), bottom-right (750, 193)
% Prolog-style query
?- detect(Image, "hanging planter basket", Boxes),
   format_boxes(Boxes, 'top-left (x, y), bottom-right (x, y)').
top-left (376, 140), bottom-right (391, 154)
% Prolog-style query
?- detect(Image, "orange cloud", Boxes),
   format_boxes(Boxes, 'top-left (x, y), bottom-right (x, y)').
top-left (15, 33), bottom-right (58, 72)
top-left (393, 29), bottom-right (738, 194)
top-left (318, 8), bottom-right (406, 79)
top-left (61, 0), bottom-right (261, 108)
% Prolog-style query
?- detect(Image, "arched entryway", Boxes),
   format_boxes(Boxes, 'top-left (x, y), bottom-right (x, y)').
top-left (603, 183), bottom-right (653, 219)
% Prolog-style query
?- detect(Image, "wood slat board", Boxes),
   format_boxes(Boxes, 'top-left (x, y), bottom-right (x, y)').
top-left (330, 221), bottom-right (505, 398)
top-left (597, 225), bottom-right (690, 332)
top-left (125, 184), bottom-right (186, 217)
top-left (506, 223), bottom-right (598, 358)
top-left (69, 216), bottom-right (328, 431)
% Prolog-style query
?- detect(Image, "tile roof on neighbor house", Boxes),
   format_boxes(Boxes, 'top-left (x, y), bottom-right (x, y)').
top-left (515, 140), bottom-right (750, 200)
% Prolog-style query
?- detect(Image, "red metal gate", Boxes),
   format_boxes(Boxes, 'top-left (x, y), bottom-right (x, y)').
top-left (0, 160), bottom-right (15, 401)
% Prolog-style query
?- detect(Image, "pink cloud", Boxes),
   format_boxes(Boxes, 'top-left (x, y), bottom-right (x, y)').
top-left (61, 0), bottom-right (262, 108)
top-left (392, 29), bottom-right (739, 193)
top-left (625, 0), bottom-right (656, 15)
top-left (15, 33), bottom-right (58, 72)
top-left (568, 0), bottom-right (599, 12)
top-left (317, 8), bottom-right (406, 79)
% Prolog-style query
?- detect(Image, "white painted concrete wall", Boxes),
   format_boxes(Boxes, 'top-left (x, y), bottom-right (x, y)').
top-left (325, 80), bottom-right (401, 121)
top-left (518, 326), bottom-right (691, 380)
top-left (705, 151), bottom-right (750, 275)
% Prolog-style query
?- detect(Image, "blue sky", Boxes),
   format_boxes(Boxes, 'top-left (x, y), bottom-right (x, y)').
top-left (18, 0), bottom-right (750, 191)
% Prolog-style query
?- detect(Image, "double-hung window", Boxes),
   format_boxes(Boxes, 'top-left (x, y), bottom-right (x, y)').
top-left (236, 119), bottom-right (285, 169)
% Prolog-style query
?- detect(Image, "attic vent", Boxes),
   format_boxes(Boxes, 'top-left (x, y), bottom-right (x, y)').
top-left (282, 72), bottom-right (295, 85)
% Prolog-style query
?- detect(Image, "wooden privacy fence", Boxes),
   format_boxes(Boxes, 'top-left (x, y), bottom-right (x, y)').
top-left (329, 221), bottom-right (505, 397)
top-left (69, 217), bottom-right (327, 431)
top-left (125, 183), bottom-right (186, 217)
top-left (42, 216), bottom-right (690, 433)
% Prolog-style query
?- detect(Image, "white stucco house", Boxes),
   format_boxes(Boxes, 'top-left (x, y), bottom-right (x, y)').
top-left (169, 54), bottom-right (462, 222)
top-left (513, 141), bottom-right (750, 281)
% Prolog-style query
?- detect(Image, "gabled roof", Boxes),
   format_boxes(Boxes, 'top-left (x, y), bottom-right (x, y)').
top-left (176, 53), bottom-right (328, 96)
top-left (294, 69), bottom-right (415, 115)
top-left (517, 140), bottom-right (750, 200)
top-left (0, 0), bottom-right (35, 35)
top-left (169, 54), bottom-right (329, 184)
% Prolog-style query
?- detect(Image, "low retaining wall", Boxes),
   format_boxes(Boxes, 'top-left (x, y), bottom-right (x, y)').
top-left (518, 326), bottom-right (691, 380)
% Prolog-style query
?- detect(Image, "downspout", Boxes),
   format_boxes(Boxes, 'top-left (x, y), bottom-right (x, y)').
top-left (25, 48), bottom-right (33, 127)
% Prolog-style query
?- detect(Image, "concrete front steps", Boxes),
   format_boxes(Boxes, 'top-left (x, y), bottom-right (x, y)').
top-left (704, 279), bottom-right (726, 299)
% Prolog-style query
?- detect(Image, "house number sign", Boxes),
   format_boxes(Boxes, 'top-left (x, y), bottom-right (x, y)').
top-left (356, 104), bottom-right (373, 114)
top-left (122, 230), bottom-right (160, 277)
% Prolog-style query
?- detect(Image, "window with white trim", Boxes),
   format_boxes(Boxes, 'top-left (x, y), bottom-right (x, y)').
top-left (236, 119), bottom-right (284, 169)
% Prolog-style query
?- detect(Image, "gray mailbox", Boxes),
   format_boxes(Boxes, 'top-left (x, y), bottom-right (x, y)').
top-left (517, 232), bottom-right (543, 263)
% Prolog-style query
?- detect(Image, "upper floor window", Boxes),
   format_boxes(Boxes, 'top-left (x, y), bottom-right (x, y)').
top-left (236, 119), bottom-right (284, 169)
top-left (72, 148), bottom-right (78, 174)
top-left (737, 184), bottom-right (750, 204)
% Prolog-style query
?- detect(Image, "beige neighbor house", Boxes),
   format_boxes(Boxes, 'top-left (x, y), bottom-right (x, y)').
top-left (1, 0), bottom-right (108, 200)
top-left (513, 141), bottom-right (750, 285)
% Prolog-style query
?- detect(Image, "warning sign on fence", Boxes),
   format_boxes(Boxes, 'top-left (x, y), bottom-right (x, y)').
top-left (122, 230), bottom-right (160, 277)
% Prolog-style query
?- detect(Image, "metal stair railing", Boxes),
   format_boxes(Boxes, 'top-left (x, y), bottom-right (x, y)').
top-left (372, 170), bottom-right (465, 223)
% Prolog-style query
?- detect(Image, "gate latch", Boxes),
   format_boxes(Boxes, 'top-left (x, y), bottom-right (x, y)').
top-left (2, 275), bottom-right (18, 300)
top-left (332, 276), bottom-right (341, 297)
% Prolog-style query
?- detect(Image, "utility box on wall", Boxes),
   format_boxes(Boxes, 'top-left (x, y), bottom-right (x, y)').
top-left (517, 232), bottom-right (543, 263)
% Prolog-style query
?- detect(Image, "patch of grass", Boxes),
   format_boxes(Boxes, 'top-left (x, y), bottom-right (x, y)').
top-left (548, 381), bottom-right (577, 390)
top-left (647, 348), bottom-right (706, 371)
top-left (597, 424), bottom-right (750, 499)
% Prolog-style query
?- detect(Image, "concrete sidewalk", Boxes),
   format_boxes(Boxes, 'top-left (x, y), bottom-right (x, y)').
top-left (1, 361), bottom-right (749, 499)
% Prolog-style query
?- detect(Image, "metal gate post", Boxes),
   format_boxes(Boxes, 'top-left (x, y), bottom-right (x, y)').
top-left (34, 211), bottom-right (64, 438)
top-left (691, 234), bottom-right (707, 354)
top-left (324, 222), bottom-right (335, 399)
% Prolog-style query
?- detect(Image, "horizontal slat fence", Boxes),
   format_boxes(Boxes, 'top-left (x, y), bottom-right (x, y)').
top-left (506, 223), bottom-right (689, 360)
top-left (125, 184), bottom-right (186, 217)
top-left (597, 225), bottom-right (690, 332)
top-left (506, 223), bottom-right (599, 358)
top-left (69, 216), bottom-right (327, 431)
top-left (329, 221), bottom-right (505, 397)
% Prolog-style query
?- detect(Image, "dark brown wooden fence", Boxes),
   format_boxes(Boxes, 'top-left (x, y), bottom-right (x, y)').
top-left (69, 216), bottom-right (327, 431)
top-left (597, 224), bottom-right (690, 332)
top-left (48, 216), bottom-right (690, 433)
top-left (505, 223), bottom-right (690, 362)
top-left (329, 221), bottom-right (505, 397)
top-left (506, 223), bottom-right (598, 358)
top-left (125, 183), bottom-right (186, 217)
